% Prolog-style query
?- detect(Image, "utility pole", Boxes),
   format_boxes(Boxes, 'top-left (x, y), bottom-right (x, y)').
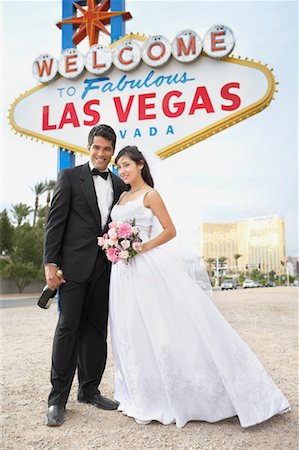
top-left (286, 261), bottom-right (290, 286)
top-left (215, 257), bottom-right (219, 288)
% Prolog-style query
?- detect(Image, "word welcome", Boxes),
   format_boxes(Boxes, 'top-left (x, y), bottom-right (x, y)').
top-left (33, 26), bottom-right (235, 83)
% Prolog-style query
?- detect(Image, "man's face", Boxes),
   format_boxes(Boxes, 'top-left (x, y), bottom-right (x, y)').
top-left (88, 135), bottom-right (114, 171)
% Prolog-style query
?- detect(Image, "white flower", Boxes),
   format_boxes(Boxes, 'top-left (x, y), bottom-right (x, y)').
top-left (121, 239), bottom-right (130, 250)
top-left (108, 228), bottom-right (118, 240)
top-left (119, 250), bottom-right (129, 260)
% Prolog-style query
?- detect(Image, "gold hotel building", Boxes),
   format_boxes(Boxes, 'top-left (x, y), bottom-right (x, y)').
top-left (200, 215), bottom-right (286, 274)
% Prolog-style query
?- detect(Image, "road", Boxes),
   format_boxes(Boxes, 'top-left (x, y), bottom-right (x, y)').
top-left (0, 294), bottom-right (59, 308)
top-left (0, 286), bottom-right (285, 308)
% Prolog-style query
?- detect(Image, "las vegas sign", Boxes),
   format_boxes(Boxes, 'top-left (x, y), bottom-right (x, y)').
top-left (9, 27), bottom-right (276, 159)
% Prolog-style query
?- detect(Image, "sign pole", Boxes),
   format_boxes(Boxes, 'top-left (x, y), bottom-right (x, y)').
top-left (111, 0), bottom-right (126, 42)
top-left (58, 0), bottom-right (126, 173)
top-left (110, 0), bottom-right (126, 174)
top-left (58, 0), bottom-right (76, 172)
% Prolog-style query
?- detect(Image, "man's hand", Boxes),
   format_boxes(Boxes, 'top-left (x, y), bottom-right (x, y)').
top-left (44, 265), bottom-right (66, 290)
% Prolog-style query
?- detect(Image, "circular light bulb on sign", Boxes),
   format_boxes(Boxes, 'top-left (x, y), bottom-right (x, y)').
top-left (112, 40), bottom-right (142, 72)
top-left (203, 25), bottom-right (235, 59)
top-left (32, 54), bottom-right (58, 83)
top-left (85, 44), bottom-right (113, 75)
top-left (172, 30), bottom-right (202, 63)
top-left (58, 48), bottom-right (85, 79)
top-left (142, 35), bottom-right (172, 67)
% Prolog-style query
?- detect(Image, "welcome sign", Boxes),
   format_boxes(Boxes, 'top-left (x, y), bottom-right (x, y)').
top-left (9, 31), bottom-right (276, 159)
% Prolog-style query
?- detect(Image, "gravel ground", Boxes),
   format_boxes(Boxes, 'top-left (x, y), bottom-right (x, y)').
top-left (1, 286), bottom-right (298, 450)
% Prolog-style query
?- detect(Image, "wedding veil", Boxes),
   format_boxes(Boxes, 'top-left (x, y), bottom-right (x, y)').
top-left (144, 150), bottom-right (212, 298)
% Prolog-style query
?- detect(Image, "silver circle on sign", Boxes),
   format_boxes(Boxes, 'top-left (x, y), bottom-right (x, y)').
top-left (172, 29), bottom-right (202, 63)
top-left (112, 40), bottom-right (142, 72)
top-left (58, 48), bottom-right (85, 79)
top-left (85, 44), bottom-right (113, 75)
top-left (142, 35), bottom-right (172, 67)
top-left (203, 25), bottom-right (235, 59)
top-left (32, 54), bottom-right (58, 83)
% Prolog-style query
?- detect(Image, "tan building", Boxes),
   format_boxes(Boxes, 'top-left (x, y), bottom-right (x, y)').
top-left (201, 215), bottom-right (286, 274)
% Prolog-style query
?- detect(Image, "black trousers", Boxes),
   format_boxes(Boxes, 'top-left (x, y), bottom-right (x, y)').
top-left (48, 253), bottom-right (110, 407)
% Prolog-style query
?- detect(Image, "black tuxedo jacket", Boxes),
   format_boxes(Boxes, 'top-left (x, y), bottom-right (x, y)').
top-left (43, 162), bottom-right (127, 282)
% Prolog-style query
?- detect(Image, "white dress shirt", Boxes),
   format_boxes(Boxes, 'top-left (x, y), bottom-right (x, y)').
top-left (89, 162), bottom-right (114, 228)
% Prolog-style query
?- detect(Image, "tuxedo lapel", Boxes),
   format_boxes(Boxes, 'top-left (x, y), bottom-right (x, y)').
top-left (99, 171), bottom-right (127, 234)
top-left (80, 163), bottom-right (102, 229)
top-left (110, 170), bottom-right (121, 210)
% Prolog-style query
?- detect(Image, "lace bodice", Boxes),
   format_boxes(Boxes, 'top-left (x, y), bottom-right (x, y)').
top-left (111, 191), bottom-right (154, 242)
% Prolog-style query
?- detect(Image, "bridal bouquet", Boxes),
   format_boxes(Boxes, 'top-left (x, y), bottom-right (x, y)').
top-left (97, 219), bottom-right (143, 264)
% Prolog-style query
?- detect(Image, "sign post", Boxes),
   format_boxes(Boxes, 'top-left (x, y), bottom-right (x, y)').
top-left (111, 0), bottom-right (126, 43)
top-left (59, 0), bottom-right (76, 172)
top-left (58, 0), bottom-right (127, 173)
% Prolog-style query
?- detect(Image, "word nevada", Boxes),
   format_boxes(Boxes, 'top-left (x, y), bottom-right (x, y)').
top-left (33, 26), bottom-right (235, 83)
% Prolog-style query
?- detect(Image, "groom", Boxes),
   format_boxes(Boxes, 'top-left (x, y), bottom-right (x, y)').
top-left (43, 124), bottom-right (127, 426)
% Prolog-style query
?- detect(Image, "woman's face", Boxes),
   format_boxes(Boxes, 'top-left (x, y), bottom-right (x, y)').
top-left (117, 155), bottom-right (143, 185)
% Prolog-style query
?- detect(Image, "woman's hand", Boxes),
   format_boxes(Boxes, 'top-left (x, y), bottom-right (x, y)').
top-left (139, 242), bottom-right (151, 254)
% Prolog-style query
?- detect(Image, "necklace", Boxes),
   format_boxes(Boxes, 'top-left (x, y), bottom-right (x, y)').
top-left (129, 182), bottom-right (146, 195)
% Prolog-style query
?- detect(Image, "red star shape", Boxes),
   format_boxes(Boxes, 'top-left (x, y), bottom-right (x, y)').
top-left (56, 0), bottom-right (132, 46)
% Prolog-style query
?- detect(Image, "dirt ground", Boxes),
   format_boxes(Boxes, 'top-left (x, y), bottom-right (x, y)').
top-left (0, 286), bottom-right (298, 450)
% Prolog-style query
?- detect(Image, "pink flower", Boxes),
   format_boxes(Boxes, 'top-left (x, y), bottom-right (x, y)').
top-left (118, 223), bottom-right (133, 239)
top-left (98, 235), bottom-right (109, 250)
top-left (106, 247), bottom-right (120, 263)
top-left (132, 241), bottom-right (143, 252)
top-left (97, 236), bottom-right (105, 247)
top-left (108, 222), bottom-right (117, 229)
top-left (99, 219), bottom-right (142, 264)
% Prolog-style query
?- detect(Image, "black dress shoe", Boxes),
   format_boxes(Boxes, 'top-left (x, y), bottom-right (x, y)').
top-left (46, 405), bottom-right (65, 427)
top-left (78, 393), bottom-right (119, 410)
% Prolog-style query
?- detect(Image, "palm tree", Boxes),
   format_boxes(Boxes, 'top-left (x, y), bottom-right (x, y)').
top-left (205, 257), bottom-right (215, 277)
top-left (218, 256), bottom-right (228, 278)
top-left (44, 179), bottom-right (56, 221)
top-left (31, 182), bottom-right (46, 226)
top-left (11, 203), bottom-right (32, 226)
top-left (218, 256), bottom-right (228, 267)
top-left (233, 253), bottom-right (242, 274)
top-left (37, 205), bottom-right (47, 227)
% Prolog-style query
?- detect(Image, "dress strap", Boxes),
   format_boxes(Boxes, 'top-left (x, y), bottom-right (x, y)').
top-left (143, 188), bottom-right (154, 199)
top-left (117, 191), bottom-right (127, 204)
top-left (142, 188), bottom-right (155, 208)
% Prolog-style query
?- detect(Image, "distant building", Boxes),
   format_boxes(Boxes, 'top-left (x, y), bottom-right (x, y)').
top-left (201, 215), bottom-right (286, 274)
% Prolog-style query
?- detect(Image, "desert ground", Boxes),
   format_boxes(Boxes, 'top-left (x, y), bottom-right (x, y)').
top-left (0, 286), bottom-right (298, 450)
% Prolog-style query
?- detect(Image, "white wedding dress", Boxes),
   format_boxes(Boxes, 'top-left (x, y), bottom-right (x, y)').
top-left (109, 192), bottom-right (290, 428)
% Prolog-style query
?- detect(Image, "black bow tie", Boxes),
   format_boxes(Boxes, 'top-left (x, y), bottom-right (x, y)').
top-left (91, 168), bottom-right (109, 180)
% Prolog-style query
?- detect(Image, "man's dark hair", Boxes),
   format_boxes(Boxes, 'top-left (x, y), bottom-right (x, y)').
top-left (88, 124), bottom-right (117, 149)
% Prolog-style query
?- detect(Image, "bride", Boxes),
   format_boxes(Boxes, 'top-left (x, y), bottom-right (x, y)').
top-left (108, 145), bottom-right (290, 428)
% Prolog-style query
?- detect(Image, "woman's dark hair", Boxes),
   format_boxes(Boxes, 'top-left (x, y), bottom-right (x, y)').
top-left (115, 146), bottom-right (154, 188)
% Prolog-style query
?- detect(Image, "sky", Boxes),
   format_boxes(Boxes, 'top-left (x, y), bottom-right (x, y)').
top-left (1, 0), bottom-right (298, 255)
